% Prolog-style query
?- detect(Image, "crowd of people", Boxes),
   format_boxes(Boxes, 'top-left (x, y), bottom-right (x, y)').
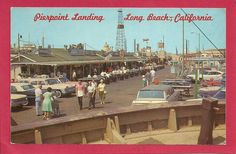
top-left (34, 79), bottom-right (107, 120)
top-left (21, 64), bottom-right (162, 120)
top-left (75, 79), bottom-right (106, 110)
top-left (142, 69), bottom-right (159, 87)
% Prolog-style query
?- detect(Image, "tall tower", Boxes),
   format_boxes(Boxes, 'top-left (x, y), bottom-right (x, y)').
top-left (115, 9), bottom-right (127, 52)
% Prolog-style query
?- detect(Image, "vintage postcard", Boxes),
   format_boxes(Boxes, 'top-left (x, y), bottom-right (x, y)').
top-left (10, 6), bottom-right (226, 143)
top-left (1, 1), bottom-right (236, 154)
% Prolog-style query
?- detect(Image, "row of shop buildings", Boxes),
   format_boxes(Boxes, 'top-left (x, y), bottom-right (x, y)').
top-left (10, 47), bottom-right (148, 80)
top-left (11, 45), bottom-right (226, 80)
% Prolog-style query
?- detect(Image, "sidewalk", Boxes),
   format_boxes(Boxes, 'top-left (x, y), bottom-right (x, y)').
top-left (124, 124), bottom-right (226, 145)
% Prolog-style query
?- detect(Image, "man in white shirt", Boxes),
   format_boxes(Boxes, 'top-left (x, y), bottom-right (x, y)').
top-left (72, 70), bottom-right (77, 81)
top-left (101, 71), bottom-right (106, 77)
top-left (150, 69), bottom-right (156, 82)
top-left (17, 74), bottom-right (22, 82)
top-left (35, 85), bottom-right (43, 116)
top-left (76, 81), bottom-right (85, 110)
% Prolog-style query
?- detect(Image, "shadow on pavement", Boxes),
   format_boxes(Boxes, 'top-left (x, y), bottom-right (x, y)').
top-left (52, 113), bottom-right (67, 118)
top-left (11, 106), bottom-right (32, 112)
top-left (213, 136), bottom-right (225, 144)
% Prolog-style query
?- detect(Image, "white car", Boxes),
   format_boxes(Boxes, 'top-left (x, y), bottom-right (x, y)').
top-left (132, 85), bottom-right (181, 105)
top-left (11, 94), bottom-right (28, 108)
top-left (19, 78), bottom-right (75, 98)
top-left (11, 83), bottom-right (35, 104)
top-left (186, 70), bottom-right (224, 81)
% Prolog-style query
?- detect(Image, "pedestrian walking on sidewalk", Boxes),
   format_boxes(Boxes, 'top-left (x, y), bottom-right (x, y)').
top-left (150, 69), bottom-right (156, 83)
top-left (42, 87), bottom-right (54, 120)
top-left (145, 70), bottom-right (151, 85)
top-left (87, 82), bottom-right (96, 109)
top-left (76, 80), bottom-right (85, 110)
top-left (98, 79), bottom-right (106, 104)
top-left (35, 85), bottom-right (43, 116)
top-left (142, 75), bottom-right (148, 87)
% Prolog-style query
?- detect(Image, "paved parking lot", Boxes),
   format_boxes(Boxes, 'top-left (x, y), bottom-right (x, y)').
top-left (11, 66), bottom-right (176, 125)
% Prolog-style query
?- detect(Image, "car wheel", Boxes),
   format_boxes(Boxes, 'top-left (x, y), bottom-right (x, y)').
top-left (55, 90), bottom-right (62, 98)
top-left (22, 100), bottom-right (29, 106)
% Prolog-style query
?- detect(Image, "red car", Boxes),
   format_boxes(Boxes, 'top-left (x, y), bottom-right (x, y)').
top-left (201, 79), bottom-right (222, 87)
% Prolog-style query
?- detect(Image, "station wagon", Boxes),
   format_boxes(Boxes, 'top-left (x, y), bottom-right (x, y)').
top-left (132, 85), bottom-right (181, 104)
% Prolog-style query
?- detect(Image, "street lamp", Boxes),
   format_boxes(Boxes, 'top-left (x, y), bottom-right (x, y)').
top-left (17, 33), bottom-right (22, 61)
top-left (191, 32), bottom-right (201, 68)
top-left (191, 32), bottom-right (201, 98)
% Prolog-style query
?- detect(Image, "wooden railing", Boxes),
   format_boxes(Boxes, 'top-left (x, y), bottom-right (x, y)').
top-left (11, 100), bottom-right (225, 144)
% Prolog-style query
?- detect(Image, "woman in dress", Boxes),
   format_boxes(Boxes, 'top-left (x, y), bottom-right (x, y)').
top-left (42, 87), bottom-right (54, 120)
top-left (97, 79), bottom-right (106, 104)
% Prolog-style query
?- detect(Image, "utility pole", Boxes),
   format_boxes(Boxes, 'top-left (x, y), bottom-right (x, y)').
top-left (185, 39), bottom-right (188, 65)
top-left (28, 33), bottom-right (30, 44)
top-left (42, 34), bottom-right (45, 48)
top-left (198, 33), bottom-right (200, 69)
top-left (192, 32), bottom-right (201, 99)
top-left (17, 33), bottom-right (21, 61)
top-left (134, 39), bottom-right (136, 52)
top-left (162, 36), bottom-right (165, 50)
top-left (17, 33), bottom-right (20, 50)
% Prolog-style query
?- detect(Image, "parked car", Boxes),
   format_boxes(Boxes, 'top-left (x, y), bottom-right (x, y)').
top-left (221, 73), bottom-right (226, 85)
top-left (132, 85), bottom-right (181, 105)
top-left (57, 77), bottom-right (77, 87)
top-left (78, 76), bottom-right (105, 84)
top-left (160, 79), bottom-right (192, 96)
top-left (186, 70), bottom-right (224, 81)
top-left (11, 94), bottom-right (28, 108)
top-left (186, 87), bottom-right (225, 102)
top-left (201, 79), bottom-right (222, 87)
top-left (18, 78), bottom-right (75, 98)
top-left (213, 88), bottom-right (226, 99)
top-left (11, 83), bottom-right (35, 105)
top-left (199, 86), bottom-right (223, 97)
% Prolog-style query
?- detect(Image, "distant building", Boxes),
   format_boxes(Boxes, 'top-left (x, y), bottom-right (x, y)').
top-left (20, 44), bottom-right (36, 51)
top-left (200, 49), bottom-right (225, 58)
top-left (169, 54), bottom-right (181, 62)
top-left (157, 50), bottom-right (167, 60)
top-left (101, 42), bottom-right (112, 53)
top-left (138, 46), bottom-right (152, 57)
top-left (185, 49), bottom-right (225, 68)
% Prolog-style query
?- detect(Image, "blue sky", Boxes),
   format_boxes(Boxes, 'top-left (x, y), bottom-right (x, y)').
top-left (11, 8), bottom-right (226, 53)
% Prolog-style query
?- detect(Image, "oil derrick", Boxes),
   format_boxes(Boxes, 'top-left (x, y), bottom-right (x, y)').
top-left (115, 9), bottom-right (127, 53)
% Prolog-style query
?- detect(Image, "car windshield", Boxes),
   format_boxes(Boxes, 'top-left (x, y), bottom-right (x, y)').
top-left (19, 80), bottom-right (29, 83)
top-left (11, 86), bottom-right (17, 92)
top-left (138, 90), bottom-right (164, 99)
top-left (162, 81), bottom-right (189, 86)
top-left (213, 90), bottom-right (225, 99)
top-left (46, 79), bottom-right (60, 85)
top-left (203, 71), bottom-right (210, 75)
top-left (21, 85), bottom-right (35, 90)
